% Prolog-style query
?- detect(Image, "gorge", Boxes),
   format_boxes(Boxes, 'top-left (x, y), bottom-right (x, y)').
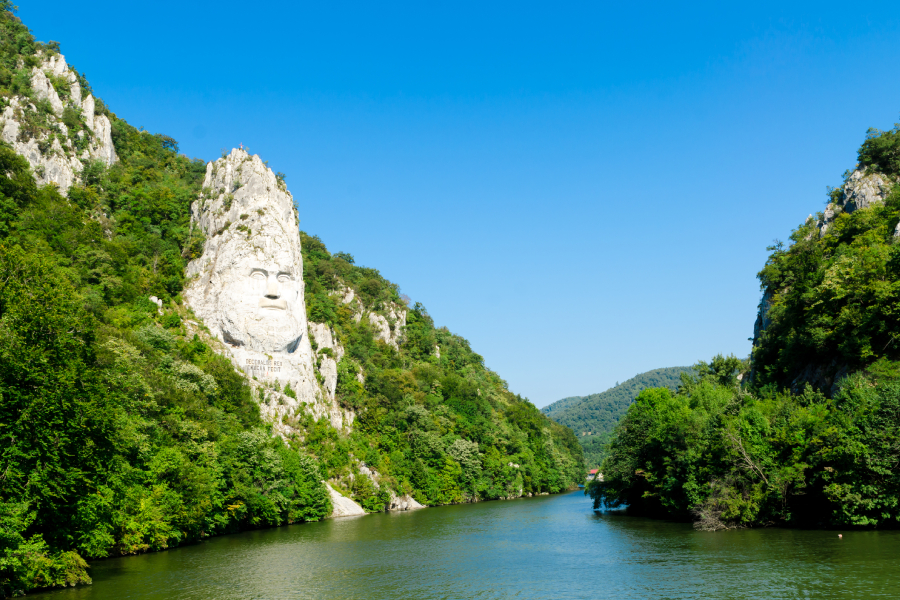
top-left (0, 6), bottom-right (583, 595)
top-left (4, 1), bottom-right (900, 597)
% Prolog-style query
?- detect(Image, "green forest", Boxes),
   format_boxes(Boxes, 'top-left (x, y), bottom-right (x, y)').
top-left (589, 125), bottom-right (900, 530)
top-left (0, 7), bottom-right (583, 596)
top-left (295, 232), bottom-right (584, 510)
top-left (542, 367), bottom-right (692, 467)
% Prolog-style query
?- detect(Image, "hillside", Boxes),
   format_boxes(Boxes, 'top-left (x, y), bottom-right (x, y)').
top-left (0, 7), bottom-right (583, 596)
top-left (589, 125), bottom-right (900, 530)
top-left (751, 134), bottom-right (900, 393)
top-left (542, 367), bottom-right (693, 467)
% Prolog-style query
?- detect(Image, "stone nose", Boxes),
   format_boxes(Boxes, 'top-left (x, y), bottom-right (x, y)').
top-left (265, 274), bottom-right (280, 298)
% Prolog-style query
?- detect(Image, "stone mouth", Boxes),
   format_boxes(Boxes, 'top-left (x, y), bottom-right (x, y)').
top-left (259, 298), bottom-right (287, 310)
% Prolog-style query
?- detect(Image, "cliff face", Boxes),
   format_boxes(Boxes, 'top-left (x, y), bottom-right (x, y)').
top-left (814, 167), bottom-right (896, 237)
top-left (751, 159), bottom-right (900, 393)
top-left (183, 148), bottom-right (354, 432)
top-left (0, 11), bottom-right (589, 594)
top-left (0, 52), bottom-right (116, 193)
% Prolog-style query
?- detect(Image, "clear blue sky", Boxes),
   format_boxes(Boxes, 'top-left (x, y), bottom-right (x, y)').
top-left (25, 1), bottom-right (900, 407)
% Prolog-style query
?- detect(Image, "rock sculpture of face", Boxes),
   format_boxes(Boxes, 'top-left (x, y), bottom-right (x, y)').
top-left (216, 234), bottom-right (304, 353)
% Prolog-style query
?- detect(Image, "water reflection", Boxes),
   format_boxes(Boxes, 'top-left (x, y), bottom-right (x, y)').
top-left (32, 491), bottom-right (900, 599)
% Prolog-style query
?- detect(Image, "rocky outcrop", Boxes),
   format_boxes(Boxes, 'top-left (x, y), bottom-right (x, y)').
top-left (0, 53), bottom-right (116, 193)
top-left (387, 493), bottom-right (425, 511)
top-left (84, 97), bottom-right (116, 165)
top-left (184, 148), bottom-right (354, 432)
top-left (337, 462), bottom-right (425, 511)
top-left (332, 284), bottom-right (408, 349)
top-left (789, 359), bottom-right (850, 397)
top-left (747, 288), bottom-right (774, 385)
top-left (816, 167), bottom-right (894, 237)
top-left (309, 322), bottom-right (344, 399)
top-left (30, 68), bottom-right (63, 116)
top-left (326, 483), bottom-right (366, 517)
top-left (368, 303), bottom-right (407, 349)
top-left (754, 165), bottom-right (894, 392)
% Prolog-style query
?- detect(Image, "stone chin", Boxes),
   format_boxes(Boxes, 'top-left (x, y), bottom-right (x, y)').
top-left (218, 296), bottom-right (304, 354)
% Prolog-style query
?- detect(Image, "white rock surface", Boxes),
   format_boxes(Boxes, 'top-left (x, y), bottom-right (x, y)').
top-left (148, 296), bottom-right (163, 315)
top-left (0, 54), bottom-right (117, 193)
top-left (367, 303), bottom-right (407, 348)
top-left (68, 74), bottom-right (82, 106)
top-left (309, 322), bottom-right (344, 399)
top-left (89, 110), bottom-right (117, 165)
top-left (387, 493), bottom-right (425, 511)
top-left (30, 68), bottom-right (63, 116)
top-left (842, 168), bottom-right (891, 212)
top-left (184, 149), bottom-right (353, 431)
top-left (81, 94), bottom-right (95, 132)
top-left (817, 167), bottom-right (893, 236)
top-left (43, 53), bottom-right (69, 77)
top-left (326, 483), bottom-right (366, 517)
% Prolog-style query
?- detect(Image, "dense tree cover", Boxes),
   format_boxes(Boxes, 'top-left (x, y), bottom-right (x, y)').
top-left (0, 138), bottom-right (332, 595)
top-left (0, 19), bottom-right (331, 590)
top-left (591, 125), bottom-right (900, 530)
top-left (0, 2), bottom-right (47, 97)
top-left (753, 126), bottom-right (900, 391)
top-left (0, 9), bottom-right (583, 595)
top-left (295, 233), bottom-right (584, 507)
top-left (542, 367), bottom-right (693, 467)
top-left (589, 356), bottom-right (900, 530)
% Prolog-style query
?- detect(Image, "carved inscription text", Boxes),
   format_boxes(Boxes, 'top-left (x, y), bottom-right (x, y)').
top-left (246, 358), bottom-right (283, 373)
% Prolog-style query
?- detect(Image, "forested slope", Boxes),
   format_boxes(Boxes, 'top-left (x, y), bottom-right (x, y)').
top-left (298, 234), bottom-right (584, 508)
top-left (589, 125), bottom-right (900, 531)
top-left (0, 7), bottom-right (583, 596)
top-left (542, 367), bottom-right (692, 467)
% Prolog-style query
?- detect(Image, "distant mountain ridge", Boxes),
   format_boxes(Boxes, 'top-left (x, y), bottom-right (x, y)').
top-left (542, 366), bottom-right (694, 467)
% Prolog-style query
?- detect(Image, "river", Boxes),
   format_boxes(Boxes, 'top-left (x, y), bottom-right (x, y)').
top-left (32, 490), bottom-right (900, 599)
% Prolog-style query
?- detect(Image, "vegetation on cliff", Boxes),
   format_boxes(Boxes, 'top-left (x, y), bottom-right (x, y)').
top-left (542, 367), bottom-right (693, 467)
top-left (0, 7), bottom-right (583, 595)
top-left (752, 139), bottom-right (900, 392)
top-left (589, 125), bottom-right (900, 530)
top-left (0, 105), bottom-right (332, 597)
top-left (297, 233), bottom-right (584, 507)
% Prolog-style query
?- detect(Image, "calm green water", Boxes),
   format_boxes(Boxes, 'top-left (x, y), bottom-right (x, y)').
top-left (32, 491), bottom-right (900, 599)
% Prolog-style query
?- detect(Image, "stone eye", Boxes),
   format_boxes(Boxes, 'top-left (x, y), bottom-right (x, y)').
top-left (277, 274), bottom-right (291, 282)
top-left (251, 271), bottom-right (266, 280)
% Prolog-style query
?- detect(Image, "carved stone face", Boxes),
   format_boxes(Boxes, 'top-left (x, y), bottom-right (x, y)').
top-left (216, 239), bottom-right (305, 353)
top-left (184, 149), bottom-right (313, 360)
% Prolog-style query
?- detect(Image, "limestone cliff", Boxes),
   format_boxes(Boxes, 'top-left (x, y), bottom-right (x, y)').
top-left (309, 321), bottom-right (344, 399)
top-left (336, 283), bottom-right (408, 348)
top-left (368, 303), bottom-right (407, 348)
top-left (814, 167), bottom-right (895, 237)
top-left (183, 148), bottom-right (353, 432)
top-left (181, 152), bottom-right (426, 510)
top-left (0, 52), bottom-right (116, 192)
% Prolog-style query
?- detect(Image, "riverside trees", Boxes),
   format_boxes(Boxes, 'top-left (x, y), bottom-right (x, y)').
top-left (590, 124), bottom-right (900, 530)
top-left (589, 357), bottom-right (900, 529)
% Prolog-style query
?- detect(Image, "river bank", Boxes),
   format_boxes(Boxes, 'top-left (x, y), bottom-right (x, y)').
top-left (30, 490), bottom-right (900, 599)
